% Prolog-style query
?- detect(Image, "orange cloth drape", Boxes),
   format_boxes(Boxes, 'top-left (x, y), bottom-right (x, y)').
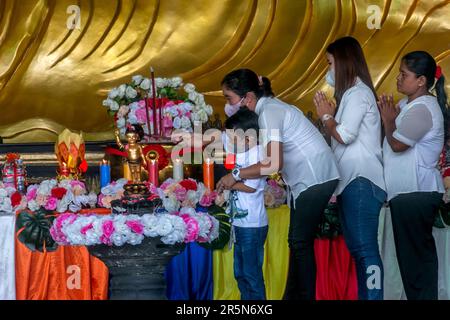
top-left (15, 209), bottom-right (110, 300)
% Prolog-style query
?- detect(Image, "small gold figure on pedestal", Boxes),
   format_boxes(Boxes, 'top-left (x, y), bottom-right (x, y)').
top-left (115, 126), bottom-right (148, 184)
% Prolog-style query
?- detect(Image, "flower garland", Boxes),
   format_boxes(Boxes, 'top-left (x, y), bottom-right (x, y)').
top-left (102, 76), bottom-right (213, 137)
top-left (50, 207), bottom-right (219, 247)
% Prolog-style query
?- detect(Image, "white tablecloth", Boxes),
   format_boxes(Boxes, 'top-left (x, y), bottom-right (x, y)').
top-left (0, 214), bottom-right (16, 300)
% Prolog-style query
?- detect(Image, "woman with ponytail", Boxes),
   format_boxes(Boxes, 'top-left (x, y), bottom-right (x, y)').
top-left (217, 68), bottom-right (340, 300)
top-left (378, 51), bottom-right (448, 300)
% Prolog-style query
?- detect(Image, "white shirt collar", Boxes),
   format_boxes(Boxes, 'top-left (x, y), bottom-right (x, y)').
top-left (255, 97), bottom-right (268, 115)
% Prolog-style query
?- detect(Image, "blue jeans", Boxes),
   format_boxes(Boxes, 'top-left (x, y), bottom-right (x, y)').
top-left (233, 226), bottom-right (268, 300)
top-left (337, 177), bottom-right (386, 300)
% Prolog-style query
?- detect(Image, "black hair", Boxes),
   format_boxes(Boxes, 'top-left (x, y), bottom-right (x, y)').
top-left (221, 69), bottom-right (274, 99)
top-left (225, 107), bottom-right (260, 132)
top-left (126, 124), bottom-right (145, 141)
top-left (402, 51), bottom-right (449, 138)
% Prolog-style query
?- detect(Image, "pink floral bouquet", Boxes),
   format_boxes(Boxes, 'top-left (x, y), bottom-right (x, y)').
top-left (264, 179), bottom-right (287, 208)
top-left (157, 178), bottom-right (217, 213)
top-left (26, 179), bottom-right (97, 213)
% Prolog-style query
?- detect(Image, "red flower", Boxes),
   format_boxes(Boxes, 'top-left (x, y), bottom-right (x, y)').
top-left (51, 187), bottom-right (67, 200)
top-left (180, 179), bottom-right (198, 191)
top-left (11, 192), bottom-right (22, 207)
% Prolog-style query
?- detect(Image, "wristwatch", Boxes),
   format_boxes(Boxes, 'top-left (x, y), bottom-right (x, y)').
top-left (232, 168), bottom-right (242, 181)
top-left (321, 114), bottom-right (334, 123)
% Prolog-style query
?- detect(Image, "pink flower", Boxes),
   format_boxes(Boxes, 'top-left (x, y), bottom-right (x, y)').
top-left (36, 194), bottom-right (47, 207)
top-left (26, 186), bottom-right (38, 201)
top-left (181, 198), bottom-right (196, 208)
top-left (160, 180), bottom-right (173, 191)
top-left (199, 191), bottom-right (217, 207)
top-left (81, 223), bottom-right (94, 235)
top-left (126, 220), bottom-right (144, 235)
top-left (267, 179), bottom-right (278, 188)
top-left (173, 186), bottom-right (187, 202)
top-left (136, 107), bottom-right (151, 123)
top-left (45, 196), bottom-right (58, 211)
top-left (100, 220), bottom-right (115, 246)
top-left (163, 101), bottom-right (176, 108)
top-left (50, 213), bottom-right (77, 245)
top-left (70, 180), bottom-right (86, 189)
top-left (181, 214), bottom-right (199, 243)
top-left (138, 100), bottom-right (146, 108)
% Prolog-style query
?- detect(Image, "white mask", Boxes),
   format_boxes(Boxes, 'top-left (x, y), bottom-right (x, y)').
top-left (224, 98), bottom-right (244, 117)
top-left (326, 70), bottom-right (335, 87)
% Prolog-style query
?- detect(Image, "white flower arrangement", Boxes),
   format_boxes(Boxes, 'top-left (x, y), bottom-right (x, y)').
top-left (102, 75), bottom-right (213, 138)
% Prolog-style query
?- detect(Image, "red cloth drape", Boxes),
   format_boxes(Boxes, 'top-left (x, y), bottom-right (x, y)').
top-left (314, 236), bottom-right (358, 300)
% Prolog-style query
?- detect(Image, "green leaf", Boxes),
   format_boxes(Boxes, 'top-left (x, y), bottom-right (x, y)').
top-left (198, 205), bottom-right (231, 251)
top-left (16, 209), bottom-right (58, 252)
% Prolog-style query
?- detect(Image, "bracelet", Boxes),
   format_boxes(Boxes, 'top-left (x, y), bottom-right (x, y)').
top-left (321, 114), bottom-right (334, 123)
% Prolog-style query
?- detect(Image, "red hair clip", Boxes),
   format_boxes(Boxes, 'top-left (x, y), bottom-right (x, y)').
top-left (435, 66), bottom-right (443, 80)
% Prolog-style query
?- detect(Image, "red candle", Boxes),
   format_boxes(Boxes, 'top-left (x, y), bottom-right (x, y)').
top-left (148, 159), bottom-right (159, 187)
top-left (203, 158), bottom-right (214, 191)
top-left (150, 67), bottom-right (158, 136)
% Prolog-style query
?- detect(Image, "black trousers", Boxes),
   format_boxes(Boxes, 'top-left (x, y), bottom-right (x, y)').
top-left (389, 192), bottom-right (443, 300)
top-left (283, 179), bottom-right (339, 300)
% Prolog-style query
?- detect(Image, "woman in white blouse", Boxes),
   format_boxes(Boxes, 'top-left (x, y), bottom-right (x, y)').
top-left (217, 69), bottom-right (340, 300)
top-left (314, 37), bottom-right (386, 300)
top-left (378, 51), bottom-right (448, 300)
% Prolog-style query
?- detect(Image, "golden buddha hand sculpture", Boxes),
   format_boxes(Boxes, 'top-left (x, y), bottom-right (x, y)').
top-left (115, 127), bottom-right (148, 184)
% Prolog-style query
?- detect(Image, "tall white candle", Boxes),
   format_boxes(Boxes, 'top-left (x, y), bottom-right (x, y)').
top-left (173, 158), bottom-right (184, 181)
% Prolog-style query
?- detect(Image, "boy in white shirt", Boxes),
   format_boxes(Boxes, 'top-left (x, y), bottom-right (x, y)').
top-left (220, 107), bottom-right (268, 300)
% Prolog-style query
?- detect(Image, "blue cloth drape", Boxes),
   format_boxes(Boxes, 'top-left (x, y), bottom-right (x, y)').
top-left (165, 242), bottom-right (213, 300)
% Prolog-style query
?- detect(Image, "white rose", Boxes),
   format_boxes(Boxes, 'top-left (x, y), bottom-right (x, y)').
top-left (180, 116), bottom-right (191, 129)
top-left (172, 117), bottom-right (182, 129)
top-left (170, 77), bottom-right (183, 88)
top-left (184, 83), bottom-right (196, 93)
top-left (0, 197), bottom-right (12, 213)
top-left (140, 78), bottom-right (151, 90)
top-left (110, 100), bottom-right (120, 111)
top-left (108, 88), bottom-right (120, 100)
top-left (205, 104), bottom-right (213, 115)
top-left (28, 199), bottom-right (40, 211)
top-left (198, 110), bottom-right (208, 123)
top-left (155, 78), bottom-right (167, 88)
top-left (128, 112), bottom-right (138, 125)
top-left (116, 117), bottom-right (126, 129)
top-left (125, 86), bottom-right (138, 99)
top-left (155, 216), bottom-right (174, 236)
top-left (132, 75), bottom-right (144, 85)
top-left (118, 84), bottom-right (127, 98)
top-left (0, 189), bottom-right (7, 198)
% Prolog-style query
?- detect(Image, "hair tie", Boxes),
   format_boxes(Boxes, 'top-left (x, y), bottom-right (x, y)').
top-left (258, 75), bottom-right (264, 86)
top-left (435, 66), bottom-right (443, 80)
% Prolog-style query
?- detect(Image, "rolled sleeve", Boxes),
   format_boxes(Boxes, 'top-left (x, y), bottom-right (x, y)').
top-left (336, 90), bottom-right (368, 145)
